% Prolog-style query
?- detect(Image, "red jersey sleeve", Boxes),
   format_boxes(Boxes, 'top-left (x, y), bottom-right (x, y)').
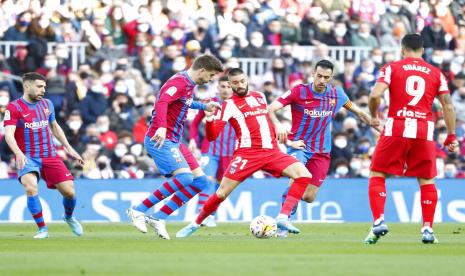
top-left (205, 100), bottom-right (231, 141)
top-left (376, 64), bottom-right (392, 85)
top-left (189, 110), bottom-right (205, 141)
top-left (437, 72), bottom-right (450, 95)
top-left (3, 103), bottom-right (21, 127)
top-left (277, 86), bottom-right (299, 106)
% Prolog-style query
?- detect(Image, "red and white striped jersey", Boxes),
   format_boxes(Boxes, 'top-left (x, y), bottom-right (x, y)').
top-left (205, 91), bottom-right (278, 151)
top-left (376, 57), bottom-right (449, 141)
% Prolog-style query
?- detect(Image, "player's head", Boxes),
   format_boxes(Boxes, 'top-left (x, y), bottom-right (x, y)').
top-left (312, 60), bottom-right (334, 93)
top-left (401, 34), bottom-right (424, 57)
top-left (217, 75), bottom-right (232, 100)
top-left (22, 72), bottom-right (46, 102)
top-left (228, 68), bottom-right (248, 97)
top-left (190, 54), bottom-right (224, 85)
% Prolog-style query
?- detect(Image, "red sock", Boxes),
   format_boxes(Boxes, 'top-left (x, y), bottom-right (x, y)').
top-left (280, 177), bottom-right (311, 216)
top-left (195, 193), bottom-right (224, 225)
top-left (368, 177), bottom-right (386, 222)
top-left (420, 184), bottom-right (438, 228)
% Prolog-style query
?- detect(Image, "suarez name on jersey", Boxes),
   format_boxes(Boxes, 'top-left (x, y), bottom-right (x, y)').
top-left (377, 57), bottom-right (449, 141)
top-left (4, 98), bottom-right (57, 158)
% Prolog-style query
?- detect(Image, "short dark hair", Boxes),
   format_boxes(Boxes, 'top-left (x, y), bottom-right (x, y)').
top-left (191, 54), bottom-right (224, 72)
top-left (219, 75), bottom-right (229, 82)
top-left (315, 59), bottom-right (334, 72)
top-left (401, 34), bottom-right (423, 51)
top-left (227, 68), bottom-right (244, 77)
top-left (22, 72), bottom-right (46, 82)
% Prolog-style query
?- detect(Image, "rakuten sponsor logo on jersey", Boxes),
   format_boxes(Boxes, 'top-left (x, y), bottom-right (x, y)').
top-left (24, 120), bottom-right (49, 129)
top-left (304, 109), bottom-right (333, 118)
top-left (396, 107), bottom-right (426, 119)
top-left (243, 109), bottom-right (267, 118)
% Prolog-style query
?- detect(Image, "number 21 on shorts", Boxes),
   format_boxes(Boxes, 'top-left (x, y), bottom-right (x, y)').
top-left (230, 156), bottom-right (248, 173)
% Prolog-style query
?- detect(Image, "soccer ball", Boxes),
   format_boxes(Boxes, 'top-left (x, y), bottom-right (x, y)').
top-left (249, 215), bottom-right (277, 238)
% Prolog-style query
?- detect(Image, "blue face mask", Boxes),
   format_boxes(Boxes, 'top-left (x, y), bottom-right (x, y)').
top-left (358, 144), bottom-right (370, 153)
top-left (19, 20), bottom-right (30, 27)
top-left (445, 171), bottom-right (455, 178)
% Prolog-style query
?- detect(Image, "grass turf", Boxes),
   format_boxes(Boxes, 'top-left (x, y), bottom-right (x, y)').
top-left (0, 223), bottom-right (464, 275)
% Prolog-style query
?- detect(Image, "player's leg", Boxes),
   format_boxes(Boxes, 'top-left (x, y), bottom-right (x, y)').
top-left (176, 152), bottom-right (259, 238)
top-left (128, 139), bottom-right (194, 233)
top-left (41, 157), bottom-right (82, 236)
top-left (405, 139), bottom-right (438, 243)
top-left (176, 176), bottom-right (242, 238)
top-left (365, 136), bottom-right (406, 244)
top-left (197, 155), bottom-right (219, 218)
top-left (55, 180), bottom-right (83, 236)
top-left (20, 171), bottom-right (49, 239)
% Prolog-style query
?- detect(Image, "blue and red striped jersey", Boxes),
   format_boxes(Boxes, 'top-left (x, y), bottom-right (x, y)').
top-left (189, 97), bottom-right (236, 157)
top-left (4, 98), bottom-right (57, 158)
top-left (147, 71), bottom-right (197, 143)
top-left (277, 83), bottom-right (349, 153)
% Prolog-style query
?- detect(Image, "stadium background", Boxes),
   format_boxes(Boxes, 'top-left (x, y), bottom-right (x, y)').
top-left (0, 0), bottom-right (464, 180)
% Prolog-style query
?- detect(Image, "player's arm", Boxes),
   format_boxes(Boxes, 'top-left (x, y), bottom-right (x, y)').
top-left (437, 93), bottom-right (458, 152)
top-left (205, 101), bottom-right (228, 141)
top-left (50, 121), bottom-right (85, 165)
top-left (368, 82), bottom-right (389, 128)
top-left (4, 125), bottom-right (27, 170)
top-left (267, 100), bottom-right (287, 143)
top-left (343, 100), bottom-right (380, 133)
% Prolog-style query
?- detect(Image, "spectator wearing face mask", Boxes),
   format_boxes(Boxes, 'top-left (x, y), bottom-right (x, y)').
top-left (63, 110), bottom-right (85, 150)
top-left (421, 17), bottom-right (448, 54)
top-left (184, 17), bottom-right (216, 54)
top-left (81, 137), bottom-right (104, 175)
top-left (111, 142), bottom-right (128, 170)
top-left (80, 78), bottom-right (109, 126)
top-left (333, 158), bottom-right (351, 178)
top-left (452, 86), bottom-right (465, 123)
top-left (96, 115), bottom-right (118, 150)
top-left (323, 21), bottom-right (351, 46)
top-left (118, 154), bottom-right (144, 179)
top-left (86, 155), bottom-right (115, 179)
top-left (6, 45), bottom-right (36, 78)
top-left (109, 91), bottom-right (136, 132)
top-left (262, 57), bottom-right (289, 94)
top-left (240, 32), bottom-right (273, 58)
top-left (3, 11), bottom-right (32, 41)
top-left (443, 162), bottom-right (458, 179)
top-left (331, 133), bottom-right (353, 165)
top-left (350, 22), bottom-right (379, 48)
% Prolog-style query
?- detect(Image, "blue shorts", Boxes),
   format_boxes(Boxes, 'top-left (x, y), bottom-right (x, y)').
top-left (287, 147), bottom-right (314, 165)
top-left (144, 136), bottom-right (189, 176)
top-left (18, 156), bottom-right (73, 189)
top-left (200, 154), bottom-right (232, 181)
top-left (18, 156), bottom-right (42, 179)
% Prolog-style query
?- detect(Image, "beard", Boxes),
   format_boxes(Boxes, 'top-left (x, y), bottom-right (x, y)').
top-left (232, 84), bottom-right (248, 96)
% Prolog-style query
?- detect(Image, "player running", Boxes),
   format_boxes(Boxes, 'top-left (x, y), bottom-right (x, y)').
top-left (268, 59), bottom-right (372, 237)
top-left (365, 34), bottom-right (458, 244)
top-left (126, 54), bottom-right (223, 239)
top-left (4, 72), bottom-right (85, 239)
top-left (176, 68), bottom-right (313, 238)
top-left (188, 76), bottom-right (235, 227)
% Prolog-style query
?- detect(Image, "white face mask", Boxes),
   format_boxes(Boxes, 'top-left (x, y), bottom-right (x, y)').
top-left (88, 144), bottom-right (101, 152)
top-left (152, 39), bottom-right (164, 48)
top-left (432, 55), bottom-right (443, 65)
top-left (114, 146), bottom-right (128, 157)
top-left (372, 55), bottom-right (383, 64)
top-left (172, 61), bottom-right (186, 72)
top-left (137, 24), bottom-right (149, 33)
top-left (219, 50), bottom-right (232, 59)
top-left (334, 138), bottom-right (347, 148)
top-left (114, 84), bottom-right (128, 93)
top-left (130, 144), bottom-right (143, 156)
top-left (334, 27), bottom-right (346, 37)
top-left (359, 32), bottom-right (370, 38)
top-left (250, 38), bottom-right (263, 47)
top-left (453, 55), bottom-right (465, 64)
top-left (39, 18), bottom-right (50, 29)
top-left (101, 63), bottom-right (111, 73)
top-left (97, 124), bottom-right (109, 133)
top-left (91, 85), bottom-right (105, 94)
top-left (360, 168), bottom-right (370, 178)
top-left (350, 160), bottom-right (362, 171)
top-left (68, 121), bottom-right (82, 131)
top-left (44, 59), bottom-right (58, 69)
top-left (171, 30), bottom-right (184, 41)
top-left (336, 166), bottom-right (349, 176)
top-left (0, 96), bottom-right (9, 106)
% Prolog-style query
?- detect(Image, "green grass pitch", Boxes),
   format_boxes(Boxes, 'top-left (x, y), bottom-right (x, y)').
top-left (1, 223), bottom-right (465, 275)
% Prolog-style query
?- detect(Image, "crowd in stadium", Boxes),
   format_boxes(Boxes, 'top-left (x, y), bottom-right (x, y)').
top-left (0, 0), bottom-right (464, 179)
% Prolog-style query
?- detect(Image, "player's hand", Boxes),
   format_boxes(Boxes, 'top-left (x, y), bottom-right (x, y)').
top-left (204, 109), bottom-right (215, 121)
top-left (15, 152), bottom-right (27, 170)
top-left (442, 134), bottom-right (459, 153)
top-left (188, 139), bottom-right (197, 152)
top-left (151, 127), bottom-right (167, 149)
top-left (65, 146), bottom-right (85, 166)
top-left (358, 112), bottom-right (371, 125)
top-left (205, 102), bottom-right (221, 112)
top-left (275, 123), bottom-right (288, 144)
top-left (370, 117), bottom-right (381, 128)
top-left (289, 140), bottom-right (305, 150)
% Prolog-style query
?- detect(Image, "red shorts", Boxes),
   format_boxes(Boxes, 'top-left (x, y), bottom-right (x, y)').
top-left (371, 136), bottom-right (436, 178)
top-left (224, 149), bottom-right (299, 182)
top-left (39, 157), bottom-right (73, 189)
top-left (179, 144), bottom-right (200, 171)
top-left (305, 153), bottom-right (331, 187)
